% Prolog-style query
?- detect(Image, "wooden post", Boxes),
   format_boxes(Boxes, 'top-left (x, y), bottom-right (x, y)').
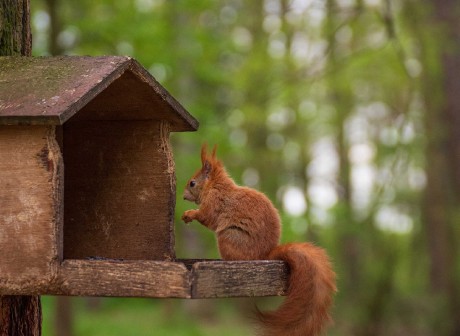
top-left (0, 1), bottom-right (42, 335)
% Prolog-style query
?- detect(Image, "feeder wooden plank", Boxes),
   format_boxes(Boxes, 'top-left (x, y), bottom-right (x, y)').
top-left (190, 260), bottom-right (289, 298)
top-left (56, 260), bottom-right (191, 298)
top-left (2, 258), bottom-right (290, 298)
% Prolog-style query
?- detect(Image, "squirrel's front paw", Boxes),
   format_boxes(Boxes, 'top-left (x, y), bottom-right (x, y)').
top-left (182, 210), bottom-right (197, 224)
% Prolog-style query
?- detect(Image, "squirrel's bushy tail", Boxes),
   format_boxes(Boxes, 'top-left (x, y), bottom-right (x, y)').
top-left (257, 243), bottom-right (336, 336)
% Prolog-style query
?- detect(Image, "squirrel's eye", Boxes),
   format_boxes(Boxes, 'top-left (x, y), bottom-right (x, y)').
top-left (189, 180), bottom-right (196, 188)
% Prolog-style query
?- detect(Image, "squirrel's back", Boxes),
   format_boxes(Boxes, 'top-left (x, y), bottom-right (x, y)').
top-left (215, 185), bottom-right (281, 260)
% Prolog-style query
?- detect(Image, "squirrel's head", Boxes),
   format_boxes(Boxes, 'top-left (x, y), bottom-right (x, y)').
top-left (183, 143), bottom-right (219, 204)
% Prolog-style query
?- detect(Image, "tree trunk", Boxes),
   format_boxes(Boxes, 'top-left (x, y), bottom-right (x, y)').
top-left (54, 297), bottom-right (73, 336)
top-left (430, 1), bottom-right (460, 333)
top-left (411, 0), bottom-right (460, 334)
top-left (0, 1), bottom-right (41, 335)
top-left (0, 0), bottom-right (32, 56)
top-left (44, 0), bottom-right (63, 55)
top-left (325, 0), bottom-right (360, 295)
top-left (0, 296), bottom-right (41, 336)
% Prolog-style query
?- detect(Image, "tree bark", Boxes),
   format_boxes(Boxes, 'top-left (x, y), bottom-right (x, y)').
top-left (0, 296), bottom-right (41, 336)
top-left (0, 0), bottom-right (31, 56)
top-left (0, 1), bottom-right (41, 335)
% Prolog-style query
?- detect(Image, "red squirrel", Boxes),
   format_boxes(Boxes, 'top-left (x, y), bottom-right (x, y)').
top-left (181, 144), bottom-right (336, 336)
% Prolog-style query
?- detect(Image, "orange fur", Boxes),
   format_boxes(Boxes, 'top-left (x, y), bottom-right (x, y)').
top-left (182, 144), bottom-right (336, 335)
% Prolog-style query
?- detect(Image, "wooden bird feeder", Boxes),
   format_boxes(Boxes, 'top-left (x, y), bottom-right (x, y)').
top-left (0, 56), bottom-right (288, 299)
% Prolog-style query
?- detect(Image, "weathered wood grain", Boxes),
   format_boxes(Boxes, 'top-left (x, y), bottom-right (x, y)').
top-left (54, 259), bottom-right (288, 299)
top-left (0, 125), bottom-right (62, 294)
top-left (63, 120), bottom-right (175, 261)
top-left (190, 260), bottom-right (289, 298)
top-left (56, 260), bottom-right (191, 298)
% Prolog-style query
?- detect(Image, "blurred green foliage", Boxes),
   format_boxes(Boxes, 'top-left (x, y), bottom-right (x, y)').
top-left (42, 297), bottom-right (254, 336)
top-left (30, 0), bottom-right (460, 335)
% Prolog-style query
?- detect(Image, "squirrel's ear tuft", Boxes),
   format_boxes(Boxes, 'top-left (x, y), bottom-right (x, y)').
top-left (201, 143), bottom-right (217, 176)
top-left (203, 159), bottom-right (212, 177)
top-left (201, 143), bottom-right (208, 166)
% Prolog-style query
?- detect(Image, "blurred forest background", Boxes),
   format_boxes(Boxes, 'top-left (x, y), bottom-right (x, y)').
top-left (29, 0), bottom-right (460, 335)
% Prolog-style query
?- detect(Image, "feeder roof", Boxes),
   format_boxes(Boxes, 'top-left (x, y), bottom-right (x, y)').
top-left (0, 56), bottom-right (198, 131)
